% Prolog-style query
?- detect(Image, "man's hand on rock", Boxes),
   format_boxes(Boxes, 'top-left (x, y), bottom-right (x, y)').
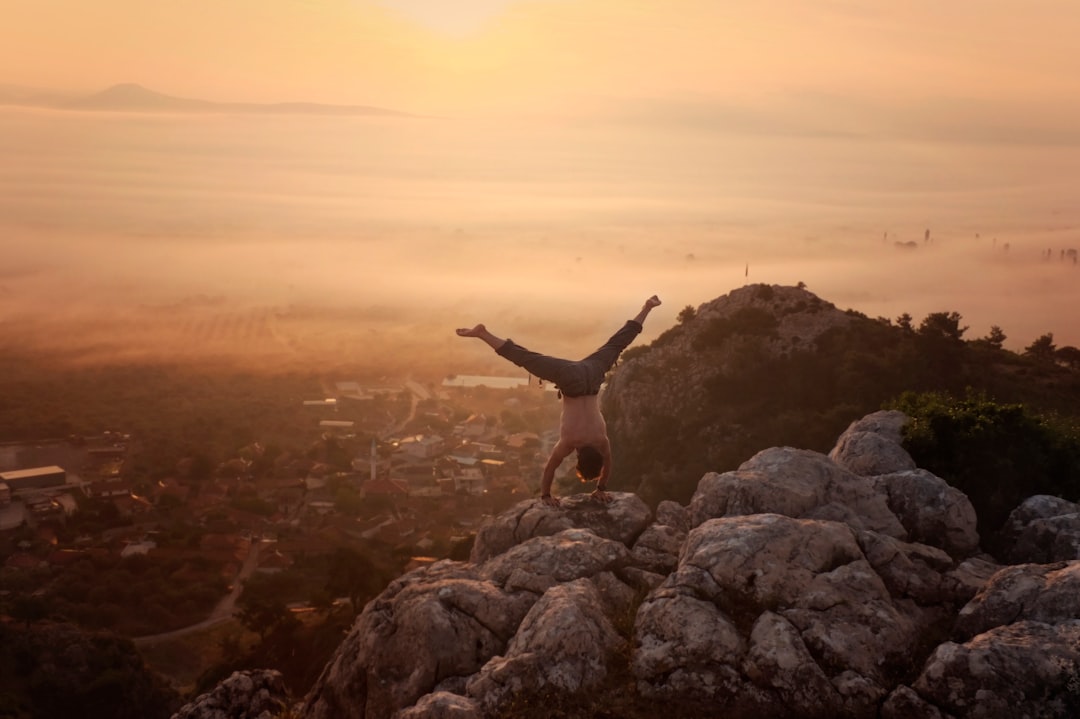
top-left (541, 494), bottom-right (561, 508)
top-left (590, 489), bottom-right (613, 504)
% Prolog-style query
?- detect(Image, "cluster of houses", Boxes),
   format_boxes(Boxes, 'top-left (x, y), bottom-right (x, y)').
top-left (0, 431), bottom-right (132, 531)
top-left (1, 374), bottom-right (556, 585)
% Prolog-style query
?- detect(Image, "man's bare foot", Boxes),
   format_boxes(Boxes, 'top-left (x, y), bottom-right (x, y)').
top-left (456, 324), bottom-right (487, 337)
top-left (541, 494), bottom-right (561, 508)
top-left (590, 489), bottom-right (613, 504)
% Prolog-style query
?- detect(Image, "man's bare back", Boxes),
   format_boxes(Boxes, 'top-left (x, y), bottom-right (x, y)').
top-left (457, 295), bottom-right (661, 506)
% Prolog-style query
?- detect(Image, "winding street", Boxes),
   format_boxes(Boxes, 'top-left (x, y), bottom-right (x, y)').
top-left (132, 538), bottom-right (264, 646)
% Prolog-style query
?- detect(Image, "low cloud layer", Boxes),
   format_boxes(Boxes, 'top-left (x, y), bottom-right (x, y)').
top-left (2, 108), bottom-right (1078, 376)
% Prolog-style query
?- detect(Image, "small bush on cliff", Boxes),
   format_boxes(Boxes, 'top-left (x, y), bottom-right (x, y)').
top-left (891, 390), bottom-right (1080, 555)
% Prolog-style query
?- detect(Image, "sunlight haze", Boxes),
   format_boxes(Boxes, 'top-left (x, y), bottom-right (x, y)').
top-left (2, 1), bottom-right (1080, 374)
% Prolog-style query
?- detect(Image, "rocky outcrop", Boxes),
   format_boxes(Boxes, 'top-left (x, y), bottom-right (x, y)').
top-left (293, 411), bottom-right (1005, 719)
top-left (881, 558), bottom-right (1080, 717)
top-left (179, 407), bottom-right (1080, 719)
top-left (303, 526), bottom-right (640, 719)
top-left (171, 670), bottom-right (287, 719)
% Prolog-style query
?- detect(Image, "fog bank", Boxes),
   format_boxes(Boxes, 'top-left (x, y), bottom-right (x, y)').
top-left (2, 107), bottom-right (1078, 375)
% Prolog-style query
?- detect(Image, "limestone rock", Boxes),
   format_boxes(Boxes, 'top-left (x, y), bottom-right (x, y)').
top-left (633, 514), bottom-right (918, 715)
top-left (839, 409), bottom-right (910, 445)
top-left (629, 522), bottom-right (685, 575)
top-left (1003, 495), bottom-right (1080, 564)
top-left (912, 620), bottom-right (1080, 719)
top-left (854, 530), bottom-right (956, 605)
top-left (466, 579), bottom-right (624, 711)
top-left (830, 410), bottom-right (916, 477)
top-left (742, 611), bottom-right (843, 715)
top-left (871, 469), bottom-right (979, 558)
top-left (633, 589), bottom-right (746, 693)
top-left (469, 492), bottom-right (652, 563)
top-left (237, 407), bottom-right (1080, 719)
top-left (171, 670), bottom-right (287, 719)
top-left (955, 561), bottom-right (1080, 639)
top-left (689, 447), bottom-right (906, 538)
top-left (478, 527), bottom-right (633, 594)
top-left (655, 499), bottom-right (690, 533)
top-left (302, 561), bottom-right (534, 719)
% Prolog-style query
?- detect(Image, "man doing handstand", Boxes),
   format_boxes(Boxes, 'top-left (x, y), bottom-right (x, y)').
top-left (457, 295), bottom-right (661, 506)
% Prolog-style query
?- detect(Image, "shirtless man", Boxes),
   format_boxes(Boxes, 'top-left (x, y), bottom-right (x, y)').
top-left (457, 295), bottom-right (661, 506)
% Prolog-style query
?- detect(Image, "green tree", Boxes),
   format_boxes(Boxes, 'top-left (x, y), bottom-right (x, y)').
top-left (984, 325), bottom-right (1007, 349)
top-left (918, 311), bottom-right (967, 341)
top-left (1025, 333), bottom-right (1057, 363)
top-left (1057, 346), bottom-right (1080, 370)
top-left (236, 574), bottom-right (299, 640)
top-left (892, 390), bottom-right (1080, 556)
top-left (677, 305), bottom-right (697, 323)
top-left (326, 548), bottom-right (379, 614)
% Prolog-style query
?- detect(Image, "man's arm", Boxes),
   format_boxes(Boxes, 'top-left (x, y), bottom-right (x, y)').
top-left (631, 295), bottom-right (662, 326)
top-left (591, 439), bottom-right (614, 504)
top-left (540, 440), bottom-right (574, 506)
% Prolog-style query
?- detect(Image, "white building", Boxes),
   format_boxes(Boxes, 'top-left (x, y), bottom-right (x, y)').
top-left (397, 434), bottom-right (445, 459)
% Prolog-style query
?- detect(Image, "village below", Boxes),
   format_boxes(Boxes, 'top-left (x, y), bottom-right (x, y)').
top-left (0, 368), bottom-right (562, 698)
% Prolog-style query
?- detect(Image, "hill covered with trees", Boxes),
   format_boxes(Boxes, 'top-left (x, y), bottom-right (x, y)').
top-left (604, 284), bottom-right (1080, 540)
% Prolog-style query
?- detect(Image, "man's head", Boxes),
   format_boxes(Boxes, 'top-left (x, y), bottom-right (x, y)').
top-left (576, 445), bottom-right (604, 481)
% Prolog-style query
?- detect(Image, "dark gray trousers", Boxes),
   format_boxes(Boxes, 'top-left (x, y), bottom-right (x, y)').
top-left (496, 320), bottom-right (642, 397)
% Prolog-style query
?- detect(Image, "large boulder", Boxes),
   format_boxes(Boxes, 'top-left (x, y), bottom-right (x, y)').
top-left (633, 514), bottom-right (920, 717)
top-left (1002, 495), bottom-right (1080, 564)
top-left (303, 529), bottom-right (634, 719)
top-left (689, 447), bottom-right (906, 538)
top-left (470, 492), bottom-right (652, 563)
top-left (911, 621), bottom-right (1080, 719)
top-left (302, 561), bottom-right (535, 719)
top-left (466, 579), bottom-right (624, 711)
top-left (830, 410), bottom-right (916, 477)
top-left (870, 469), bottom-right (979, 558)
top-left (955, 561), bottom-right (1080, 639)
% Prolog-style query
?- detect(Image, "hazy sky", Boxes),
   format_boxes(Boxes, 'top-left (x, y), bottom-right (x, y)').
top-left (5, 1), bottom-right (1080, 121)
top-left (2, 1), bottom-right (1080, 373)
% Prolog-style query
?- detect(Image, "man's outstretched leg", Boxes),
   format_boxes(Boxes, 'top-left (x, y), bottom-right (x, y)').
top-left (577, 295), bottom-right (663, 392)
top-left (457, 324), bottom-right (575, 387)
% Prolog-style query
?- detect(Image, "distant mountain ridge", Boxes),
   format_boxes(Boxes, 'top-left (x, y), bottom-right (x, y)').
top-left (2, 82), bottom-right (413, 117)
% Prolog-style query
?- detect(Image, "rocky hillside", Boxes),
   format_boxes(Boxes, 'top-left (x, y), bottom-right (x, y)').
top-left (175, 410), bottom-right (1080, 718)
top-left (603, 283), bottom-right (1080, 506)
